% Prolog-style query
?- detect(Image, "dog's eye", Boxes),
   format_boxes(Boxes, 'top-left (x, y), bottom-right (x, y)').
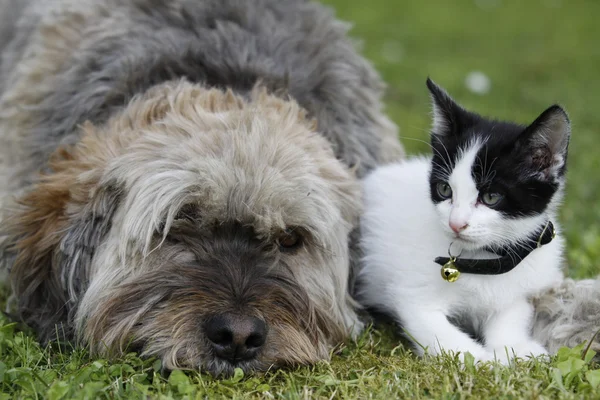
top-left (276, 229), bottom-right (303, 252)
top-left (174, 204), bottom-right (200, 222)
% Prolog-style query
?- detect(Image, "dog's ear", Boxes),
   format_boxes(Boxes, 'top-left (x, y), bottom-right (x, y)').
top-left (57, 183), bottom-right (122, 299)
top-left (6, 148), bottom-right (121, 342)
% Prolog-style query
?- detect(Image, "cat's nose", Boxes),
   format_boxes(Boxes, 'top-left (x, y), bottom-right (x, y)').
top-left (450, 221), bottom-right (469, 233)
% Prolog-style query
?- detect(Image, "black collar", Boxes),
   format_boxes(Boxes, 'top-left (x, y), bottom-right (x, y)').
top-left (435, 221), bottom-right (556, 282)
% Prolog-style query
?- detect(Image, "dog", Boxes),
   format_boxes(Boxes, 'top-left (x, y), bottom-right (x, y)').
top-left (0, 0), bottom-right (404, 376)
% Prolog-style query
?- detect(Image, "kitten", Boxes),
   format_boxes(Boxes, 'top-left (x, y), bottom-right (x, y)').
top-left (358, 79), bottom-right (570, 363)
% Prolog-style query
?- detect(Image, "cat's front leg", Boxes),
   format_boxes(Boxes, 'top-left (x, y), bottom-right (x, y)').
top-left (399, 308), bottom-right (491, 362)
top-left (483, 299), bottom-right (548, 363)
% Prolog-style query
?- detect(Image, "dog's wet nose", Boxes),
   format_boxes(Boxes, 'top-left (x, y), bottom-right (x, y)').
top-left (205, 314), bottom-right (267, 362)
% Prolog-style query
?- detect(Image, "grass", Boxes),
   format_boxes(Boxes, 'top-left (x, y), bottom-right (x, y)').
top-left (2, 0), bottom-right (600, 398)
top-left (2, 322), bottom-right (600, 400)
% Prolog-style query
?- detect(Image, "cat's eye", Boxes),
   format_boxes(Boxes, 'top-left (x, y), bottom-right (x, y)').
top-left (276, 228), bottom-right (303, 252)
top-left (481, 192), bottom-right (503, 207)
top-left (436, 182), bottom-right (452, 199)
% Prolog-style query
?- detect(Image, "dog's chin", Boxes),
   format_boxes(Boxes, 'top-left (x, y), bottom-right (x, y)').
top-left (143, 330), bottom-right (315, 377)
top-left (140, 344), bottom-right (267, 378)
top-left (148, 332), bottom-right (314, 377)
top-left (200, 357), bottom-right (268, 378)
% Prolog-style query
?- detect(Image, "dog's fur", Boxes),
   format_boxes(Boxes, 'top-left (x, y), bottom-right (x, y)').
top-left (533, 278), bottom-right (600, 357)
top-left (0, 0), bottom-right (404, 376)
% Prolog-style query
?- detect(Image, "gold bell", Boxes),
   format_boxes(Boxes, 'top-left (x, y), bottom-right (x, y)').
top-left (441, 258), bottom-right (460, 282)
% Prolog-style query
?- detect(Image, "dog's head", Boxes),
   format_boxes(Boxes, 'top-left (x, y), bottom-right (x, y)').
top-left (6, 81), bottom-right (363, 376)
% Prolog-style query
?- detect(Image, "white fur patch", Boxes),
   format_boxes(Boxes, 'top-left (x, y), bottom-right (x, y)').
top-left (431, 103), bottom-right (448, 136)
top-left (446, 141), bottom-right (481, 233)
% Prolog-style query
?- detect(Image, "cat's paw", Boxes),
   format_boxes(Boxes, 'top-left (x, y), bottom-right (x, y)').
top-left (490, 342), bottom-right (549, 364)
top-left (424, 347), bottom-right (492, 365)
top-left (476, 350), bottom-right (510, 366)
top-left (512, 341), bottom-right (550, 360)
top-left (454, 349), bottom-right (495, 365)
top-left (460, 351), bottom-right (494, 364)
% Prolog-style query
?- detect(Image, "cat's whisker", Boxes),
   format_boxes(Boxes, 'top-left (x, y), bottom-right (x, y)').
top-left (482, 147), bottom-right (489, 184)
top-left (437, 140), bottom-right (454, 176)
top-left (430, 148), bottom-right (453, 177)
top-left (430, 161), bottom-right (451, 180)
top-left (486, 232), bottom-right (544, 265)
top-left (398, 136), bottom-right (431, 147)
top-left (476, 153), bottom-right (485, 183)
top-left (483, 156), bottom-right (498, 185)
top-left (505, 245), bottom-right (523, 265)
top-left (482, 232), bottom-right (523, 264)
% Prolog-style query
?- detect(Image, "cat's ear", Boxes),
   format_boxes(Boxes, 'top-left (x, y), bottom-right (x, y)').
top-left (521, 105), bottom-right (570, 178)
top-left (426, 78), bottom-right (466, 137)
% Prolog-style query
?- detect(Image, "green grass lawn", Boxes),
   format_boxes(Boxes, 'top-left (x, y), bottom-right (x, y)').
top-left (2, 0), bottom-right (600, 398)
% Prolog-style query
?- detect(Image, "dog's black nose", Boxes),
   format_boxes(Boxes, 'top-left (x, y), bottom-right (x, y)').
top-left (205, 314), bottom-right (267, 362)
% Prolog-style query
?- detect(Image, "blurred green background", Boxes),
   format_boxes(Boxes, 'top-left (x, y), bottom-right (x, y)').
top-left (324, 0), bottom-right (600, 278)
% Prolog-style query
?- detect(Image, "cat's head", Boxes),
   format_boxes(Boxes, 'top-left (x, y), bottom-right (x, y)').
top-left (426, 78), bottom-right (570, 252)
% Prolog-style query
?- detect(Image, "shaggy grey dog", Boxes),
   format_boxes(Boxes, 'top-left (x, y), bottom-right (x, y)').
top-left (0, 0), bottom-right (404, 376)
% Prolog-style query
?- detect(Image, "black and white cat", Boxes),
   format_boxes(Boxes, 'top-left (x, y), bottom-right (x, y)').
top-left (358, 79), bottom-right (570, 363)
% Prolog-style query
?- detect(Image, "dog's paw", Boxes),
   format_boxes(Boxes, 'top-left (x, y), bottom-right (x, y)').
top-left (348, 318), bottom-right (365, 338)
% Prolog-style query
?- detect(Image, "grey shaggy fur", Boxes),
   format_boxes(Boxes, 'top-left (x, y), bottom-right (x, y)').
top-left (533, 279), bottom-right (600, 357)
top-left (0, 0), bottom-right (400, 189)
